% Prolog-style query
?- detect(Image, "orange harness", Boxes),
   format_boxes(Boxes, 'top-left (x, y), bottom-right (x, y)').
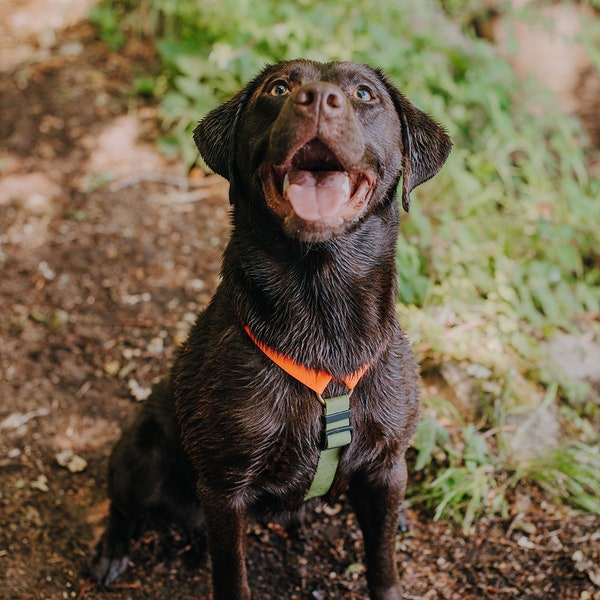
top-left (243, 324), bottom-right (367, 395)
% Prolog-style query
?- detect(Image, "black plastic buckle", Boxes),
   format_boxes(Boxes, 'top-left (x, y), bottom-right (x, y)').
top-left (321, 403), bottom-right (353, 450)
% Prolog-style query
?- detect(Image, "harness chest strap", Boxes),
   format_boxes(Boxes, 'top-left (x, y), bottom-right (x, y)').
top-left (243, 324), bottom-right (367, 500)
top-left (305, 392), bottom-right (353, 500)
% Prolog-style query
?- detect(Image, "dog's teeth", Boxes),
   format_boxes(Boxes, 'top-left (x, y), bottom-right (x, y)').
top-left (342, 175), bottom-right (351, 196)
top-left (283, 174), bottom-right (290, 193)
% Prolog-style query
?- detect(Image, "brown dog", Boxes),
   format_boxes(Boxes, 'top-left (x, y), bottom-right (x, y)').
top-left (92, 59), bottom-right (451, 599)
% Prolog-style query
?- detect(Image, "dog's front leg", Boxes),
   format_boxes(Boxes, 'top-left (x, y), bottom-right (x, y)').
top-left (349, 460), bottom-right (407, 600)
top-left (200, 490), bottom-right (251, 600)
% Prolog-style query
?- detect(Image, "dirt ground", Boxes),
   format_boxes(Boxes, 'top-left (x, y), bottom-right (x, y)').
top-left (1, 4), bottom-right (599, 600)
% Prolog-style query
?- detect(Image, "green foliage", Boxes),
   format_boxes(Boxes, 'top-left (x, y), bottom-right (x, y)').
top-left (90, 5), bottom-right (126, 50)
top-left (90, 0), bottom-right (600, 523)
top-left (410, 391), bottom-right (600, 531)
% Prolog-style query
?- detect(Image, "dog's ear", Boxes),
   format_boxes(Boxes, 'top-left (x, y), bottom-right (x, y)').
top-left (193, 90), bottom-right (248, 181)
top-left (377, 71), bottom-right (452, 211)
top-left (193, 65), bottom-right (276, 202)
top-left (397, 98), bottom-right (452, 211)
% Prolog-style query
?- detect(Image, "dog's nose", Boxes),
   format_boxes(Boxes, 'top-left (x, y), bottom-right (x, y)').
top-left (294, 82), bottom-right (344, 118)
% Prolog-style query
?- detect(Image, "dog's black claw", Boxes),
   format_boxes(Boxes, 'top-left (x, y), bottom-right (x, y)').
top-left (92, 555), bottom-right (130, 587)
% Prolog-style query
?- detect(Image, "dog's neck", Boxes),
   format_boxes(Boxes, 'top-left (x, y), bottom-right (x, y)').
top-left (222, 201), bottom-right (400, 377)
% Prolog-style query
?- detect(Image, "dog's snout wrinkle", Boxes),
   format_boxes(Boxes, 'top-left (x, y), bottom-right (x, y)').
top-left (294, 82), bottom-right (344, 120)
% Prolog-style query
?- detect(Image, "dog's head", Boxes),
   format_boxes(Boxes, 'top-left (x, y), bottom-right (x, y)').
top-left (195, 60), bottom-right (451, 242)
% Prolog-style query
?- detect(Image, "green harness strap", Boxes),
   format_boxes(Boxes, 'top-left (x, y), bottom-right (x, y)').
top-left (304, 393), bottom-right (353, 501)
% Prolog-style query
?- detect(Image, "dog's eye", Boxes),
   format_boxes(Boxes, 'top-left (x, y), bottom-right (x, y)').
top-left (268, 81), bottom-right (291, 97)
top-left (354, 86), bottom-right (375, 102)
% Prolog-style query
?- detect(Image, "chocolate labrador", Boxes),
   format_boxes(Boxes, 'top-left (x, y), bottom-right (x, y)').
top-left (92, 59), bottom-right (451, 599)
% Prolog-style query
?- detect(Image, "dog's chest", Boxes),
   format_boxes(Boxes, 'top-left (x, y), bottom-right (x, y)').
top-left (242, 387), bottom-right (384, 509)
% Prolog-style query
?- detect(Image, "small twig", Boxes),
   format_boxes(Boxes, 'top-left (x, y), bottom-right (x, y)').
top-left (151, 189), bottom-right (220, 205)
top-left (76, 380), bottom-right (93, 398)
top-left (0, 408), bottom-right (50, 430)
top-left (479, 424), bottom-right (518, 440)
top-left (109, 172), bottom-right (216, 191)
top-left (494, 534), bottom-right (565, 554)
top-left (445, 319), bottom-right (487, 337)
top-left (573, 531), bottom-right (600, 544)
top-left (76, 581), bottom-right (93, 600)
top-left (505, 512), bottom-right (525, 539)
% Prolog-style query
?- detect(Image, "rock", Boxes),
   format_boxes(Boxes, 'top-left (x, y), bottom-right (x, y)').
top-left (546, 333), bottom-right (600, 384)
top-left (147, 336), bottom-right (164, 356)
top-left (55, 449), bottom-right (87, 473)
top-left (128, 378), bottom-right (152, 402)
top-left (505, 399), bottom-right (561, 459)
top-left (545, 333), bottom-right (600, 406)
top-left (439, 361), bottom-right (483, 421)
top-left (31, 474), bottom-right (49, 492)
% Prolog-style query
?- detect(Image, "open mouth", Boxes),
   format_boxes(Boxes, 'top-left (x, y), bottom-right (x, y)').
top-left (260, 140), bottom-right (375, 226)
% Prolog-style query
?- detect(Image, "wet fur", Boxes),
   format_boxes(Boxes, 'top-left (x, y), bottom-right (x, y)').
top-left (92, 60), bottom-right (451, 600)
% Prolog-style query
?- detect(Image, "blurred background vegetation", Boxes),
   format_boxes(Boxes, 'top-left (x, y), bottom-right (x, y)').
top-left (90, 0), bottom-right (600, 529)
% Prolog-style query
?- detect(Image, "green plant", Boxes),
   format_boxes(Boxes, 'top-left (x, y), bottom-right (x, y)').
top-left (410, 388), bottom-right (600, 532)
top-left (90, 5), bottom-right (126, 50)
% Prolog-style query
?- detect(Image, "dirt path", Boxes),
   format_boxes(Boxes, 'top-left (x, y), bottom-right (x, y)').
top-left (1, 4), bottom-right (599, 599)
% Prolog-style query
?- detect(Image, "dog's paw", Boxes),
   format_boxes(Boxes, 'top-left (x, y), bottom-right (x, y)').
top-left (91, 554), bottom-right (130, 587)
top-left (371, 584), bottom-right (403, 600)
top-left (397, 506), bottom-right (409, 534)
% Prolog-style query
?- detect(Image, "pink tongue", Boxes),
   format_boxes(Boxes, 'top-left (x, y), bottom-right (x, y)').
top-left (284, 170), bottom-right (350, 221)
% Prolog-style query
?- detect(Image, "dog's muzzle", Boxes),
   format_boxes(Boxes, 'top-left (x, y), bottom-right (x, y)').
top-left (260, 139), bottom-right (376, 238)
